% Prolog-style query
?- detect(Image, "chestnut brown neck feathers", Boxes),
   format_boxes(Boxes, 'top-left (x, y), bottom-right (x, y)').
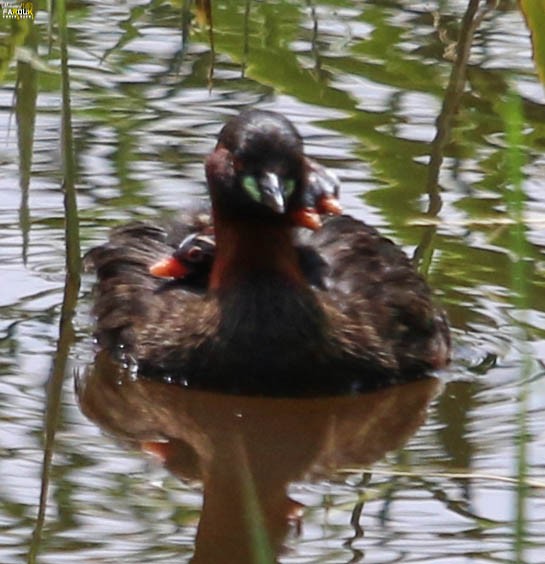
top-left (209, 218), bottom-right (305, 291)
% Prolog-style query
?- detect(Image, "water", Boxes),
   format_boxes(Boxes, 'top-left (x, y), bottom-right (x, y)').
top-left (1, 1), bottom-right (545, 562)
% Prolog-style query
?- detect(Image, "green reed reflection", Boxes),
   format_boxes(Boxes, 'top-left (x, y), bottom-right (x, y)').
top-left (501, 90), bottom-right (530, 564)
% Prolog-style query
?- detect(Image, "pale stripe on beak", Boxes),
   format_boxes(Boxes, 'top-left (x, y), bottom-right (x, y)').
top-left (260, 172), bottom-right (285, 214)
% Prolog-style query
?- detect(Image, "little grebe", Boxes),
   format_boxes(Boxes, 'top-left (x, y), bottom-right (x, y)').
top-left (86, 109), bottom-right (450, 395)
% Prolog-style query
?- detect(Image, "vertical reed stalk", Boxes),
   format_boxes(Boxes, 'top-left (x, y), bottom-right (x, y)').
top-left (502, 90), bottom-right (529, 564)
top-left (29, 1), bottom-right (81, 561)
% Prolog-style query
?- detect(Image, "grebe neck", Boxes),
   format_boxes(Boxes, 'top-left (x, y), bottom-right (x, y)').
top-left (209, 214), bottom-right (305, 292)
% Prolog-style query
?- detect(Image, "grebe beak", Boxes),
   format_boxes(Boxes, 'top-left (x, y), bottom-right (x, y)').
top-left (260, 172), bottom-right (285, 214)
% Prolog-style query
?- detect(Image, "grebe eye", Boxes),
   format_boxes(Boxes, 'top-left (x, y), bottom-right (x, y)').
top-left (284, 179), bottom-right (296, 196)
top-left (242, 175), bottom-right (261, 203)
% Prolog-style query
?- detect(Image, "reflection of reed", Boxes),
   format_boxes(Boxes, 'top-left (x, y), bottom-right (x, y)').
top-left (167, 0), bottom-right (194, 76)
top-left (307, 0), bottom-right (323, 80)
top-left (200, 0), bottom-right (215, 87)
top-left (241, 0), bottom-right (250, 78)
top-left (415, 0), bottom-right (497, 271)
top-left (501, 90), bottom-right (531, 564)
top-left (427, 0), bottom-right (497, 199)
top-left (29, 1), bottom-right (81, 562)
top-left (59, 0), bottom-right (81, 274)
top-left (413, 1), bottom-right (498, 529)
top-left (78, 351), bottom-right (440, 563)
top-left (15, 24), bottom-right (37, 266)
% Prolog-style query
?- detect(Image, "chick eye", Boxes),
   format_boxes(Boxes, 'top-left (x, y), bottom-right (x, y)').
top-left (187, 246), bottom-right (203, 262)
top-left (284, 179), bottom-right (296, 197)
top-left (242, 175), bottom-right (261, 203)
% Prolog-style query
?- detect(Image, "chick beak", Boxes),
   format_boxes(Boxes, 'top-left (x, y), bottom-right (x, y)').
top-left (149, 256), bottom-right (189, 279)
top-left (317, 195), bottom-right (343, 215)
top-left (290, 207), bottom-right (322, 230)
top-left (260, 172), bottom-right (285, 214)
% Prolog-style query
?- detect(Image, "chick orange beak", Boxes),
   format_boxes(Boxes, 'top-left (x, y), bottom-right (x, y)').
top-left (141, 441), bottom-right (170, 462)
top-left (317, 195), bottom-right (343, 215)
top-left (149, 256), bottom-right (188, 278)
top-left (290, 207), bottom-right (322, 230)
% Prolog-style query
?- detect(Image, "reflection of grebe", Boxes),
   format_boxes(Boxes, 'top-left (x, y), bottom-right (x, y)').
top-left (85, 110), bottom-right (449, 395)
top-left (77, 351), bottom-right (441, 563)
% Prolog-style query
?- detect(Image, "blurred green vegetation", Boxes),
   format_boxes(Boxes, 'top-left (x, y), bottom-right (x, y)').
top-left (519, 0), bottom-right (545, 90)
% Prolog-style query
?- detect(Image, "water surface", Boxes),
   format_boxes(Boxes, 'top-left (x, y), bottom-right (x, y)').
top-left (1, 1), bottom-right (545, 562)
